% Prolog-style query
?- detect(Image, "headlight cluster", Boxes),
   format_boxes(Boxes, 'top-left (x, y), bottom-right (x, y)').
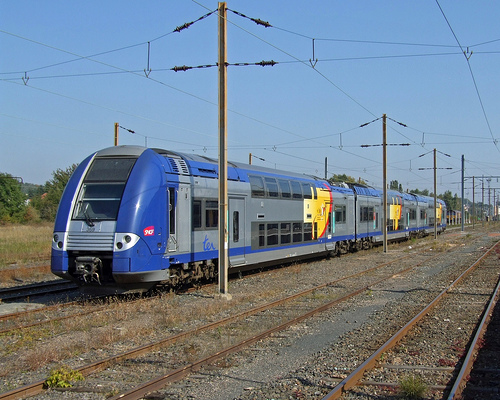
top-left (52, 233), bottom-right (64, 249)
top-left (114, 233), bottom-right (139, 251)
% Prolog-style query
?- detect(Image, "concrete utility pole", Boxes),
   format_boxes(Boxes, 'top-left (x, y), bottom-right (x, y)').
top-left (461, 155), bottom-right (464, 232)
top-left (382, 114), bottom-right (387, 253)
top-left (472, 176), bottom-right (475, 229)
top-left (217, 2), bottom-right (231, 300)
top-left (433, 148), bottom-right (437, 240)
top-left (482, 175), bottom-right (484, 227)
top-left (114, 123), bottom-right (119, 146)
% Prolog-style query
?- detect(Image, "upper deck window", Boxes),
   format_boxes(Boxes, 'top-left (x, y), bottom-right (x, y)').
top-left (249, 175), bottom-right (265, 197)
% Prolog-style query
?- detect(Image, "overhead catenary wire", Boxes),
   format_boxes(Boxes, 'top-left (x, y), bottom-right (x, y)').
top-left (435, 0), bottom-right (499, 153)
top-left (2, 4), bottom-right (497, 193)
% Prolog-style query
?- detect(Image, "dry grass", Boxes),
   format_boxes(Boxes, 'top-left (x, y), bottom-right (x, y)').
top-left (0, 223), bottom-right (53, 286)
top-left (0, 223), bottom-right (53, 267)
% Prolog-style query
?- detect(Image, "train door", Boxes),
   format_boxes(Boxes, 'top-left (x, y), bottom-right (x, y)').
top-left (167, 184), bottom-right (191, 253)
top-left (167, 187), bottom-right (177, 252)
top-left (229, 196), bottom-right (246, 266)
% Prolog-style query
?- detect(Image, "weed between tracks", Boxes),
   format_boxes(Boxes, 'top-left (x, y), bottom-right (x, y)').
top-left (398, 374), bottom-right (428, 399)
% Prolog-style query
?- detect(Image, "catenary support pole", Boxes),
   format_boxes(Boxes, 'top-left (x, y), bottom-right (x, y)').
top-left (434, 148), bottom-right (437, 240)
top-left (114, 123), bottom-right (119, 146)
top-left (217, 2), bottom-right (231, 300)
top-left (472, 176), bottom-right (475, 229)
top-left (382, 114), bottom-right (387, 253)
top-left (461, 155), bottom-right (464, 232)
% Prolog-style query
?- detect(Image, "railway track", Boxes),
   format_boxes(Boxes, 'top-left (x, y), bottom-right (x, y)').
top-left (322, 239), bottom-right (500, 399)
top-left (0, 280), bottom-right (78, 303)
top-left (0, 228), bottom-right (491, 400)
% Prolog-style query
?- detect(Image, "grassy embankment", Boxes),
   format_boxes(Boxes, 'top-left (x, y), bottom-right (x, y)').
top-left (0, 223), bottom-right (53, 284)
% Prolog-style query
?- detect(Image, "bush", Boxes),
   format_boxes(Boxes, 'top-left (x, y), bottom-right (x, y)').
top-left (398, 375), bottom-right (428, 399)
top-left (44, 366), bottom-right (84, 388)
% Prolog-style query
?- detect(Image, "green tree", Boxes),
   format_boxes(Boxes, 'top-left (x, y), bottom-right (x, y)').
top-left (0, 173), bottom-right (27, 223)
top-left (411, 188), bottom-right (430, 196)
top-left (440, 190), bottom-right (456, 210)
top-left (390, 180), bottom-right (403, 192)
top-left (329, 174), bottom-right (367, 185)
top-left (34, 165), bottom-right (77, 221)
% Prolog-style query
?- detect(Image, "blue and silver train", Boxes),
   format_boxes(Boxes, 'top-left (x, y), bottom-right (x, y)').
top-left (51, 145), bottom-right (446, 292)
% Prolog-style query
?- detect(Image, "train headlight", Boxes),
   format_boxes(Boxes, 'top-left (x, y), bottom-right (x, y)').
top-left (114, 233), bottom-right (140, 252)
top-left (52, 232), bottom-right (65, 250)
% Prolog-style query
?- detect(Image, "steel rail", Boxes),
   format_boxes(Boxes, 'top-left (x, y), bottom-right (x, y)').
top-left (0, 280), bottom-right (78, 302)
top-left (321, 239), bottom-right (500, 400)
top-left (108, 250), bottom-right (455, 400)
top-left (0, 235), bottom-right (479, 400)
top-left (0, 252), bottom-right (414, 400)
top-left (447, 268), bottom-right (500, 399)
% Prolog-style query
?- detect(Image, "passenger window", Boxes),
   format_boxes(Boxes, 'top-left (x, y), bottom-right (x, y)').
top-left (280, 223), bottom-right (291, 244)
top-left (290, 181), bottom-right (302, 199)
top-left (205, 200), bottom-right (218, 228)
top-left (193, 200), bottom-right (202, 229)
top-left (259, 224), bottom-right (265, 247)
top-left (293, 222), bottom-right (302, 242)
top-left (335, 205), bottom-right (346, 224)
top-left (278, 179), bottom-right (291, 199)
top-left (265, 177), bottom-right (279, 198)
top-left (233, 211), bottom-right (239, 242)
top-left (267, 223), bottom-right (279, 246)
top-left (303, 223), bottom-right (313, 241)
top-left (249, 175), bottom-right (265, 197)
top-left (302, 183), bottom-right (313, 199)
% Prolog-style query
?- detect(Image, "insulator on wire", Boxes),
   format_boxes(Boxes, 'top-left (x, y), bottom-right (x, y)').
top-left (258, 60), bottom-right (277, 67)
top-left (172, 65), bottom-right (192, 72)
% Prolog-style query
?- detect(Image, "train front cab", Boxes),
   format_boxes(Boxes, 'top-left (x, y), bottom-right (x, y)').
top-left (51, 146), bottom-right (171, 292)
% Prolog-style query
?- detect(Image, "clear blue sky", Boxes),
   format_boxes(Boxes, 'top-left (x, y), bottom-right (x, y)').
top-left (1, 1), bottom-right (499, 199)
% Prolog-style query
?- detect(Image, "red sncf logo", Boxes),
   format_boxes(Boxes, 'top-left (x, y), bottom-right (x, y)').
top-left (143, 226), bottom-right (154, 236)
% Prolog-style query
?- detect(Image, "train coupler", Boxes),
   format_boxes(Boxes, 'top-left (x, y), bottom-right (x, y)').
top-left (75, 256), bottom-right (103, 285)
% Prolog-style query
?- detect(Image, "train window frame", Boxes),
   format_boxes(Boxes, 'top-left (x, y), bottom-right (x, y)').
top-left (258, 223), bottom-right (265, 247)
top-left (169, 188), bottom-right (176, 234)
top-left (278, 179), bottom-right (291, 199)
top-left (290, 181), bottom-right (302, 200)
top-left (72, 157), bottom-right (137, 222)
top-left (264, 177), bottom-right (279, 198)
top-left (192, 198), bottom-right (219, 231)
top-left (72, 183), bottom-right (125, 221)
top-left (205, 200), bottom-right (218, 229)
top-left (192, 200), bottom-right (202, 229)
top-left (303, 223), bottom-right (313, 241)
top-left (335, 205), bottom-right (346, 224)
top-left (85, 157), bottom-right (136, 182)
top-left (267, 223), bottom-right (279, 246)
top-left (280, 222), bottom-right (291, 244)
top-left (302, 183), bottom-right (313, 199)
top-left (293, 222), bottom-right (302, 242)
top-left (233, 211), bottom-right (239, 242)
top-left (249, 175), bottom-right (265, 198)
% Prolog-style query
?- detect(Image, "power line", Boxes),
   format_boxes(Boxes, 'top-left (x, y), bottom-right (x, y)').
top-left (435, 0), bottom-right (499, 153)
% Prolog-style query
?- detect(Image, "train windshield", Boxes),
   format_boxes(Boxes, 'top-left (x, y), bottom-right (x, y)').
top-left (72, 157), bottom-right (136, 222)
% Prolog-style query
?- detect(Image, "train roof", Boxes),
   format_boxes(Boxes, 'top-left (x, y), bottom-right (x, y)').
top-left (154, 147), bottom-right (335, 184)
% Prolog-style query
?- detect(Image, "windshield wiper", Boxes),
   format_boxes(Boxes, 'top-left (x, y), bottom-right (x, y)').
top-left (83, 203), bottom-right (95, 227)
